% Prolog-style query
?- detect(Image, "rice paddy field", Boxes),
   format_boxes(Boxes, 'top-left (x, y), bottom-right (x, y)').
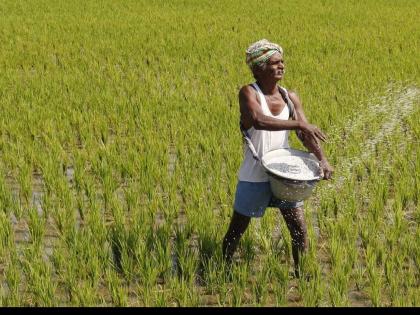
top-left (0, 0), bottom-right (419, 307)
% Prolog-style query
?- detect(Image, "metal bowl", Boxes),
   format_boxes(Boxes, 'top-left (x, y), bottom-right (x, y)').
top-left (261, 148), bottom-right (321, 202)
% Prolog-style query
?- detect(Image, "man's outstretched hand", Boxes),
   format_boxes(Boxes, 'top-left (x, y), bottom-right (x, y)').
top-left (299, 121), bottom-right (327, 143)
top-left (295, 122), bottom-right (333, 180)
top-left (319, 159), bottom-right (334, 180)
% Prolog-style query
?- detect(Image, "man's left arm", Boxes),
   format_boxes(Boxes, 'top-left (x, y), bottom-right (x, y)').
top-left (288, 91), bottom-right (334, 180)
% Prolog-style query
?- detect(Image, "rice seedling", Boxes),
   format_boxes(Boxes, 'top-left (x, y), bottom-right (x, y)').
top-left (0, 0), bottom-right (418, 307)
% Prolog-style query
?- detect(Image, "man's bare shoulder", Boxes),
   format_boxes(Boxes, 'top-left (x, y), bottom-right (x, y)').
top-left (287, 90), bottom-right (303, 107)
top-left (239, 84), bottom-right (257, 101)
top-left (287, 90), bottom-right (299, 99)
top-left (239, 84), bottom-right (254, 94)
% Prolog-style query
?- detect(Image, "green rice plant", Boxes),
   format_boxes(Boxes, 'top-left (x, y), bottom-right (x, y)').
top-left (105, 269), bottom-right (128, 307)
top-left (168, 278), bottom-right (201, 307)
top-left (151, 230), bottom-right (173, 284)
top-left (200, 256), bottom-right (223, 296)
top-left (216, 280), bottom-right (231, 306)
top-left (231, 284), bottom-right (245, 306)
top-left (53, 227), bottom-right (106, 305)
top-left (298, 271), bottom-right (324, 307)
top-left (100, 164), bottom-right (119, 213)
top-left (0, 169), bottom-right (17, 217)
top-left (0, 211), bottom-right (13, 261)
top-left (27, 206), bottom-right (45, 251)
top-left (0, 285), bottom-right (5, 306)
top-left (366, 245), bottom-right (383, 306)
top-left (197, 226), bottom-right (220, 266)
top-left (82, 174), bottom-right (98, 210)
top-left (84, 201), bottom-right (109, 267)
top-left (406, 285), bottom-right (419, 307)
top-left (3, 251), bottom-right (21, 306)
top-left (276, 220), bottom-right (294, 265)
top-left (328, 272), bottom-right (350, 306)
top-left (297, 228), bottom-right (324, 306)
top-left (123, 185), bottom-right (140, 215)
top-left (137, 284), bottom-right (153, 307)
top-left (327, 232), bottom-right (350, 306)
top-left (384, 256), bottom-right (401, 306)
top-left (0, 0), bottom-right (419, 306)
top-left (174, 229), bottom-right (198, 285)
top-left (109, 209), bottom-right (132, 279)
top-left (153, 286), bottom-right (169, 307)
top-left (20, 247), bottom-right (57, 306)
top-left (17, 161), bottom-right (32, 211)
top-left (228, 262), bottom-right (249, 306)
top-left (72, 280), bottom-right (99, 306)
top-left (207, 256), bottom-right (236, 306)
top-left (74, 192), bottom-right (86, 225)
top-left (251, 258), bottom-right (271, 306)
top-left (393, 292), bottom-right (410, 307)
top-left (50, 246), bottom-right (72, 302)
top-left (134, 245), bottom-right (161, 289)
top-left (353, 256), bottom-right (367, 292)
top-left (268, 254), bottom-right (290, 306)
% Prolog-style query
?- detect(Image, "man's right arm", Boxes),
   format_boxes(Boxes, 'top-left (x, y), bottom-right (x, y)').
top-left (239, 85), bottom-right (301, 131)
top-left (239, 85), bottom-right (325, 144)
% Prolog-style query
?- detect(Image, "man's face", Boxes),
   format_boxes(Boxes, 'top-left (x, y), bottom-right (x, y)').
top-left (255, 52), bottom-right (285, 81)
top-left (267, 52), bottom-right (285, 80)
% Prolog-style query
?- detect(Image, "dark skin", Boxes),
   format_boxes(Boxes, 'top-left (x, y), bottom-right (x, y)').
top-left (222, 52), bottom-right (334, 276)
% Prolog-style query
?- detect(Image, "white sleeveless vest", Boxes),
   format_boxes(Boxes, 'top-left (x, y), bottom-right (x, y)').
top-left (238, 83), bottom-right (290, 182)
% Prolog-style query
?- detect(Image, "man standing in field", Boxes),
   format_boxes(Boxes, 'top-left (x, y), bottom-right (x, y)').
top-left (222, 39), bottom-right (333, 277)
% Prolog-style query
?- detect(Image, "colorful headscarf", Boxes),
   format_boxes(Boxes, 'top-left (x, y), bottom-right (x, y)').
top-left (245, 39), bottom-right (283, 69)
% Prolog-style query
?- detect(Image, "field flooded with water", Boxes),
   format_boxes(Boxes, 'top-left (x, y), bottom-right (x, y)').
top-left (0, 0), bottom-right (419, 306)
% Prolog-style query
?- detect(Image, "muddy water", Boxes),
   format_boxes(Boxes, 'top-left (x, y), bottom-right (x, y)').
top-left (5, 165), bottom-right (78, 250)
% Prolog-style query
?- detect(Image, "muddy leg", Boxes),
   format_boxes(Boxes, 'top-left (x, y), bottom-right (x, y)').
top-left (222, 211), bottom-right (251, 263)
top-left (279, 207), bottom-right (308, 277)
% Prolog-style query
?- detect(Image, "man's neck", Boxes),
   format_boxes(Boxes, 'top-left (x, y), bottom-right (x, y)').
top-left (256, 79), bottom-right (279, 95)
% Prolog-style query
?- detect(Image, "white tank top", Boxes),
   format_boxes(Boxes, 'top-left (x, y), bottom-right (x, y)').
top-left (238, 83), bottom-right (290, 182)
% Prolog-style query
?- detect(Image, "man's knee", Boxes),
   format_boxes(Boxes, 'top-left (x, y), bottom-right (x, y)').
top-left (232, 210), bottom-right (251, 226)
top-left (281, 206), bottom-right (304, 223)
top-left (281, 207), bottom-right (307, 233)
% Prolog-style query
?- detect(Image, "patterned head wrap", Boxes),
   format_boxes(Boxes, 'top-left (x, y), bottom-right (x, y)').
top-left (245, 39), bottom-right (283, 70)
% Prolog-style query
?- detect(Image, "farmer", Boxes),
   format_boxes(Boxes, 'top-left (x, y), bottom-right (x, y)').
top-left (222, 39), bottom-right (333, 277)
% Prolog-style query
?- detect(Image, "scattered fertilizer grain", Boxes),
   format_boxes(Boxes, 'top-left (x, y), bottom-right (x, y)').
top-left (266, 156), bottom-right (320, 180)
